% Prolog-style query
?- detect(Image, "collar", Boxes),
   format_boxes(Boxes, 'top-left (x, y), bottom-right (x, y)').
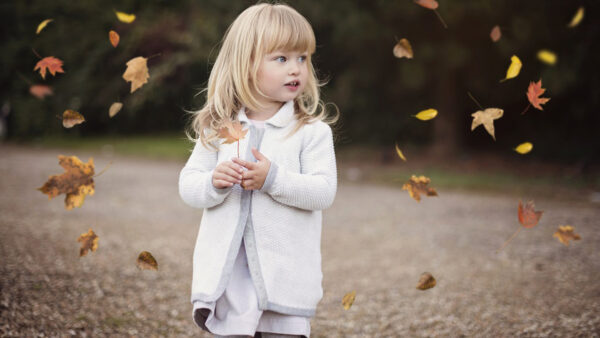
top-left (237, 100), bottom-right (295, 128)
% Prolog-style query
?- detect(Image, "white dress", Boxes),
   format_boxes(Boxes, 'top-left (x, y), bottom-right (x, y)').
top-left (192, 118), bottom-right (312, 337)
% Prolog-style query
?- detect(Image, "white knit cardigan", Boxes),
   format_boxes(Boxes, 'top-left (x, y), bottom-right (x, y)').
top-left (179, 100), bottom-right (337, 317)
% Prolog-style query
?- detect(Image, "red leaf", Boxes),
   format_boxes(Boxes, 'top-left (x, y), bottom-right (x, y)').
top-left (526, 79), bottom-right (551, 111)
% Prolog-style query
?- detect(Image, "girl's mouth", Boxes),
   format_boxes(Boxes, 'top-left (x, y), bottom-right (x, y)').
top-left (284, 81), bottom-right (300, 91)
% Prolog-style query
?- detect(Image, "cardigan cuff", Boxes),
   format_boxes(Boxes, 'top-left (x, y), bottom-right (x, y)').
top-left (259, 161), bottom-right (278, 193)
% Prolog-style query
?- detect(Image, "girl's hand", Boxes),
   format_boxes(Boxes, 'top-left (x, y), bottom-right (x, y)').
top-left (232, 147), bottom-right (271, 190)
top-left (212, 160), bottom-right (244, 189)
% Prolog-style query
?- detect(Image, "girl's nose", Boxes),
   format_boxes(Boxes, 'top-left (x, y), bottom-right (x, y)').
top-left (288, 62), bottom-right (300, 75)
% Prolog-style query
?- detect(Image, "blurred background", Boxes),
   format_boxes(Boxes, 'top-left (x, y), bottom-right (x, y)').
top-left (1, 0), bottom-right (599, 192)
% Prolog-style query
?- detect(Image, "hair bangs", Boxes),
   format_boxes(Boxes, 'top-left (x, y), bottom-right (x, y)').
top-left (261, 7), bottom-right (316, 55)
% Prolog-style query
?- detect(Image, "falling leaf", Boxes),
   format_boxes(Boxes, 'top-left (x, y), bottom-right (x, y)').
top-left (393, 38), bottom-right (413, 59)
top-left (490, 25), bottom-right (501, 42)
top-left (137, 251), bottom-right (158, 271)
top-left (414, 0), bottom-right (438, 9)
top-left (500, 55), bottom-right (521, 83)
top-left (122, 56), bottom-right (149, 93)
top-left (109, 30), bottom-right (120, 47)
top-left (526, 79), bottom-right (550, 111)
top-left (342, 290), bottom-right (356, 310)
top-left (62, 109), bottom-right (85, 128)
top-left (514, 142), bottom-right (533, 154)
top-left (402, 175), bottom-right (438, 202)
top-left (115, 11), bottom-right (136, 23)
top-left (567, 6), bottom-right (584, 28)
top-left (33, 56), bottom-right (65, 80)
top-left (416, 272), bottom-right (436, 290)
top-left (36, 19), bottom-right (53, 34)
top-left (553, 225), bottom-right (581, 246)
top-left (37, 155), bottom-right (95, 210)
top-left (29, 84), bottom-right (53, 99)
top-left (537, 50), bottom-right (557, 65)
top-left (414, 109), bottom-right (438, 121)
top-left (518, 200), bottom-right (543, 228)
top-left (78, 228), bottom-right (99, 257)
top-left (471, 108), bottom-right (503, 140)
top-left (109, 102), bottom-right (123, 118)
top-left (395, 142), bottom-right (407, 161)
top-left (218, 118), bottom-right (249, 144)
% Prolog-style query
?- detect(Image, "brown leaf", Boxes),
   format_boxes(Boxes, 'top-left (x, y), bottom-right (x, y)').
top-left (414, 0), bottom-right (438, 10)
top-left (137, 251), bottom-right (158, 271)
top-left (416, 272), bottom-right (436, 290)
top-left (62, 109), bottom-right (85, 128)
top-left (109, 102), bottom-right (123, 118)
top-left (33, 56), bottom-right (65, 80)
top-left (490, 25), bottom-right (501, 42)
top-left (553, 225), bottom-right (581, 246)
top-left (402, 175), bottom-right (438, 202)
top-left (218, 118), bottom-right (248, 144)
top-left (77, 228), bottom-right (99, 257)
top-left (393, 38), bottom-right (413, 59)
top-left (109, 30), bottom-right (120, 47)
top-left (29, 84), bottom-right (53, 99)
top-left (122, 56), bottom-right (149, 93)
top-left (342, 290), bottom-right (356, 310)
top-left (526, 79), bottom-right (550, 111)
top-left (518, 200), bottom-right (543, 228)
top-left (37, 155), bottom-right (95, 210)
top-left (471, 108), bottom-right (503, 140)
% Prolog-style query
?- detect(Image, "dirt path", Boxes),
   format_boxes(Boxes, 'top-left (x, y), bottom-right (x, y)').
top-left (1, 144), bottom-right (599, 337)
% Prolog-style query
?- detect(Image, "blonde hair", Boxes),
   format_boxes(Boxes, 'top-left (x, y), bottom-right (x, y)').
top-left (183, 2), bottom-right (339, 151)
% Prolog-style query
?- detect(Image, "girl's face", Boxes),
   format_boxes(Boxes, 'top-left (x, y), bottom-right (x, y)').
top-left (254, 50), bottom-right (309, 111)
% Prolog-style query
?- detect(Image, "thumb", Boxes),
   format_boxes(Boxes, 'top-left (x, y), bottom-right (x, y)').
top-left (251, 147), bottom-right (264, 160)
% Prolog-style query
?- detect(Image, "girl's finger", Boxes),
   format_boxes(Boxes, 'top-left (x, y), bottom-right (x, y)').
top-left (214, 179), bottom-right (233, 188)
top-left (224, 167), bottom-right (243, 181)
top-left (242, 171), bottom-right (255, 180)
top-left (216, 172), bottom-right (240, 184)
top-left (232, 157), bottom-right (256, 170)
top-left (241, 179), bottom-right (254, 190)
top-left (226, 161), bottom-right (244, 173)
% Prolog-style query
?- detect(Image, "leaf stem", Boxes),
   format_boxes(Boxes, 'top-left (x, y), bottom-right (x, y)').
top-left (496, 226), bottom-right (522, 254)
top-left (434, 10), bottom-right (448, 29)
top-left (467, 91), bottom-right (484, 110)
top-left (93, 160), bottom-right (113, 178)
top-left (520, 103), bottom-right (531, 115)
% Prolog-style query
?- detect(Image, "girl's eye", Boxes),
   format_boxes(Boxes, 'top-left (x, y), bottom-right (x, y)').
top-left (298, 55), bottom-right (307, 62)
top-left (275, 56), bottom-right (287, 62)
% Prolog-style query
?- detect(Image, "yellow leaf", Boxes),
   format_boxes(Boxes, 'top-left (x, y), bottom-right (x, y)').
top-left (471, 108), bottom-right (503, 140)
top-left (115, 11), bottom-right (136, 23)
top-left (395, 142), bottom-right (407, 161)
top-left (109, 102), bottom-right (123, 118)
top-left (122, 56), bottom-right (149, 93)
top-left (500, 55), bottom-right (522, 82)
top-left (553, 225), bottom-right (581, 246)
top-left (341, 290), bottom-right (356, 310)
top-left (36, 19), bottom-right (53, 34)
top-left (537, 50), bottom-right (557, 65)
top-left (393, 38), bottom-right (413, 59)
top-left (62, 109), bottom-right (85, 128)
top-left (37, 155), bottom-right (95, 210)
top-left (77, 228), bottom-right (99, 257)
top-left (137, 251), bottom-right (158, 271)
top-left (567, 6), bottom-right (584, 28)
top-left (402, 175), bottom-right (438, 202)
top-left (416, 272), bottom-right (436, 290)
top-left (514, 142), bottom-right (533, 154)
top-left (414, 108), bottom-right (438, 121)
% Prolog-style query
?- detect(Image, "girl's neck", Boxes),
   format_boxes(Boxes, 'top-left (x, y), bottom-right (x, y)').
top-left (246, 101), bottom-right (285, 121)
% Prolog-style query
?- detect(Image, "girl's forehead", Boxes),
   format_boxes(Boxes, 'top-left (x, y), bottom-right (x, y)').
top-left (265, 49), bottom-right (310, 55)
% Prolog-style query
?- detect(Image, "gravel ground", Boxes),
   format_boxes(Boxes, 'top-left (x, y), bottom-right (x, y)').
top-left (1, 143), bottom-right (599, 337)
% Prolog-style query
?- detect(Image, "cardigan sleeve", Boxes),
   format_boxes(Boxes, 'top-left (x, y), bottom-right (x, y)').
top-left (179, 135), bottom-right (233, 209)
top-left (259, 122), bottom-right (337, 211)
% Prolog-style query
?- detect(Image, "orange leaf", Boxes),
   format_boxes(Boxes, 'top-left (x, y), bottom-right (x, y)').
top-left (526, 79), bottom-right (550, 111)
top-left (77, 228), bottom-right (99, 257)
top-left (29, 84), bottom-right (53, 99)
top-left (416, 272), bottom-right (436, 290)
top-left (414, 0), bottom-right (438, 10)
top-left (553, 225), bottom-right (581, 246)
top-left (109, 30), bottom-right (120, 47)
top-left (402, 175), bottom-right (438, 202)
top-left (137, 251), bottom-right (158, 271)
top-left (218, 118), bottom-right (248, 144)
top-left (37, 155), bottom-right (95, 210)
top-left (62, 109), bottom-right (85, 128)
top-left (33, 56), bottom-right (65, 80)
top-left (518, 200), bottom-right (543, 228)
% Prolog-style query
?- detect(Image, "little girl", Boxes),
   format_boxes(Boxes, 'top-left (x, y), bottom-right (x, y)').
top-left (178, 3), bottom-right (339, 338)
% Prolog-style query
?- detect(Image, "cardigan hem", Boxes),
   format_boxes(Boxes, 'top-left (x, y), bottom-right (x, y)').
top-left (192, 293), bottom-right (317, 317)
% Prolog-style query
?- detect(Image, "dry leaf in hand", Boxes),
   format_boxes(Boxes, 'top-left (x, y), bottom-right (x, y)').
top-left (137, 251), bottom-right (158, 271)
top-left (34, 56), bottom-right (65, 80)
top-left (471, 108), bottom-right (503, 140)
top-left (393, 38), bottom-right (413, 59)
top-left (218, 118), bottom-right (248, 144)
top-left (109, 102), bottom-right (123, 118)
top-left (109, 30), bottom-right (120, 47)
top-left (526, 79), bottom-right (550, 111)
top-left (514, 142), bottom-right (533, 154)
top-left (553, 225), bottom-right (581, 246)
top-left (37, 155), bottom-right (95, 210)
top-left (29, 84), bottom-right (53, 99)
top-left (122, 56), bottom-right (149, 93)
top-left (402, 175), bottom-right (438, 202)
top-left (490, 25), bottom-right (501, 42)
top-left (342, 290), bottom-right (356, 310)
top-left (78, 228), bottom-right (99, 257)
top-left (36, 19), bottom-right (53, 34)
top-left (416, 272), bottom-right (436, 290)
top-left (62, 109), bottom-right (85, 128)
top-left (500, 55), bottom-right (521, 82)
